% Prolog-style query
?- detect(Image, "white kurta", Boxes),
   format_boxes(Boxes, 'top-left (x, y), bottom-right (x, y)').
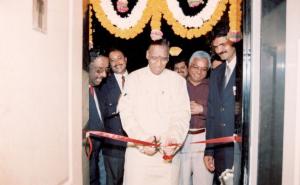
top-left (118, 66), bottom-right (191, 185)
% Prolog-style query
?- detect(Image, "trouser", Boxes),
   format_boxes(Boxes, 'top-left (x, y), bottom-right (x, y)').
top-left (179, 132), bottom-right (214, 185)
top-left (98, 150), bottom-right (106, 185)
top-left (90, 139), bottom-right (106, 185)
top-left (213, 144), bottom-right (234, 185)
top-left (213, 145), bottom-right (240, 185)
top-left (103, 155), bottom-right (125, 185)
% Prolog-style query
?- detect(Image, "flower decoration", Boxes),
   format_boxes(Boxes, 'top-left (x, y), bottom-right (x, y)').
top-left (162, 0), bottom-right (228, 39)
top-left (150, 2), bottom-right (162, 37)
top-left (150, 30), bottom-right (163, 41)
top-left (90, 0), bottom-right (152, 39)
top-left (89, 4), bottom-right (94, 48)
top-left (187, 0), bottom-right (204, 8)
top-left (99, 0), bottom-right (148, 30)
top-left (169, 46), bottom-right (182, 56)
top-left (228, 0), bottom-right (242, 42)
top-left (117, 0), bottom-right (129, 13)
top-left (165, 0), bottom-right (222, 28)
top-left (90, 0), bottom-right (242, 40)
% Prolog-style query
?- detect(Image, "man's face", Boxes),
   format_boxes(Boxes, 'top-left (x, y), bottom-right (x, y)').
top-left (146, 45), bottom-right (169, 75)
top-left (89, 56), bottom-right (109, 86)
top-left (109, 50), bottom-right (127, 74)
top-left (212, 36), bottom-right (236, 61)
top-left (188, 58), bottom-right (209, 84)
top-left (174, 61), bottom-right (188, 78)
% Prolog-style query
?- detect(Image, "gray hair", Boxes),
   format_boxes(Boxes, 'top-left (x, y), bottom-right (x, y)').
top-left (189, 51), bottom-right (211, 68)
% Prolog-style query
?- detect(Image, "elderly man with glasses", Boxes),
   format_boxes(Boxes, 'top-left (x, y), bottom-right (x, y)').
top-left (179, 51), bottom-right (214, 185)
top-left (118, 39), bottom-right (191, 185)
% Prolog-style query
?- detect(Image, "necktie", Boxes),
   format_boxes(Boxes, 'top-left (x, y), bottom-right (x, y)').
top-left (224, 65), bottom-right (231, 88)
top-left (89, 85), bottom-right (94, 96)
top-left (121, 75), bottom-right (125, 89)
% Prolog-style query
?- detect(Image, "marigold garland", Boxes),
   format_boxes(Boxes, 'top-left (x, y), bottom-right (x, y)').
top-left (90, 0), bottom-right (153, 39)
top-left (228, 0), bottom-right (242, 42)
top-left (89, 4), bottom-right (94, 48)
top-left (161, 0), bottom-right (228, 39)
top-left (150, 2), bottom-right (162, 31)
top-left (229, 0), bottom-right (242, 32)
top-left (165, 0), bottom-right (221, 28)
top-left (90, 0), bottom-right (242, 40)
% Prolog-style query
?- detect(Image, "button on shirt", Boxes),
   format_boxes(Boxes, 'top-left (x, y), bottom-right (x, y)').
top-left (187, 79), bottom-right (209, 129)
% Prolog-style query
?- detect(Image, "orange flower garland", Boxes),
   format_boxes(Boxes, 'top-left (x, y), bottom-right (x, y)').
top-left (89, 0), bottom-right (242, 40)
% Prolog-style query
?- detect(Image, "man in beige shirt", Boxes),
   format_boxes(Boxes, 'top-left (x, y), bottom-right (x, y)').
top-left (118, 39), bottom-right (191, 185)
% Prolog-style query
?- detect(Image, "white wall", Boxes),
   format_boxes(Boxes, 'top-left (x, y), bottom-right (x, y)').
top-left (283, 0), bottom-right (300, 184)
top-left (0, 0), bottom-right (82, 184)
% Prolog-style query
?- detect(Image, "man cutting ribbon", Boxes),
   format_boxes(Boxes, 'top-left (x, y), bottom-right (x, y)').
top-left (118, 39), bottom-right (191, 185)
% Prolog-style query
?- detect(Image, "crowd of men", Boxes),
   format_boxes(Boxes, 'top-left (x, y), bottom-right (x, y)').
top-left (85, 28), bottom-right (241, 185)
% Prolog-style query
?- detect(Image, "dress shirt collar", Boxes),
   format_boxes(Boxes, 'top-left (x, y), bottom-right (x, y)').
top-left (226, 55), bottom-right (237, 71)
top-left (114, 71), bottom-right (128, 89)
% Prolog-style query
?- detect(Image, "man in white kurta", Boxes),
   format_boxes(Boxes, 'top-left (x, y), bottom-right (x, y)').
top-left (118, 39), bottom-right (191, 185)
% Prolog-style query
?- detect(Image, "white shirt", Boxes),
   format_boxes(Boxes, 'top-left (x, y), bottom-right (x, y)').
top-left (119, 66), bottom-right (190, 142)
top-left (118, 66), bottom-right (191, 185)
top-left (114, 71), bottom-right (128, 91)
top-left (89, 84), bottom-right (102, 121)
top-left (225, 55), bottom-right (237, 79)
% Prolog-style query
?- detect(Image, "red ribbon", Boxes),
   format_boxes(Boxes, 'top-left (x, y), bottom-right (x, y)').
top-left (87, 130), bottom-right (159, 147)
top-left (84, 131), bottom-right (242, 160)
top-left (191, 134), bottom-right (242, 144)
top-left (84, 130), bottom-right (159, 160)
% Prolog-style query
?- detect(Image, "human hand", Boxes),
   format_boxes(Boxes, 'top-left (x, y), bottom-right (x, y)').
top-left (190, 101), bottom-right (203, 115)
top-left (139, 136), bottom-right (160, 156)
top-left (162, 137), bottom-right (178, 156)
top-left (203, 155), bottom-right (215, 172)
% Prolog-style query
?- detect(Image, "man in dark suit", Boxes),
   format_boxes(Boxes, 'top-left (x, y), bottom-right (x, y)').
top-left (86, 49), bottom-right (109, 185)
top-left (100, 48), bottom-right (128, 185)
top-left (204, 29), bottom-right (242, 184)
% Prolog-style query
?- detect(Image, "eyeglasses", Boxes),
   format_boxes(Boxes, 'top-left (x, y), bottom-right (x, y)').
top-left (148, 56), bottom-right (169, 62)
top-left (190, 65), bottom-right (209, 72)
top-left (94, 67), bottom-right (110, 74)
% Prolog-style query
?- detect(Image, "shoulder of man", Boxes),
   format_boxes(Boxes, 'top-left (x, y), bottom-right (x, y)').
top-left (165, 69), bottom-right (185, 81)
top-left (126, 66), bottom-right (147, 80)
top-left (211, 62), bottom-right (226, 77)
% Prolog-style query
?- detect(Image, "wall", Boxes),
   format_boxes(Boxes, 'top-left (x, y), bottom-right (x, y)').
top-left (283, 0), bottom-right (300, 184)
top-left (0, 0), bottom-right (83, 184)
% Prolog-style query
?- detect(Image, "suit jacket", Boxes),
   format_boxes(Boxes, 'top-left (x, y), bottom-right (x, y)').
top-left (205, 60), bottom-right (241, 174)
top-left (86, 87), bottom-right (105, 132)
top-left (99, 74), bottom-right (127, 158)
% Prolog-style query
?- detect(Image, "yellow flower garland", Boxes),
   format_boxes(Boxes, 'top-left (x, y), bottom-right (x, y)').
top-left (228, 0), bottom-right (242, 42)
top-left (150, 1), bottom-right (162, 31)
top-left (160, 0), bottom-right (228, 39)
top-left (90, 0), bottom-right (153, 39)
top-left (229, 0), bottom-right (242, 32)
top-left (90, 0), bottom-right (242, 40)
top-left (89, 4), bottom-right (93, 46)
